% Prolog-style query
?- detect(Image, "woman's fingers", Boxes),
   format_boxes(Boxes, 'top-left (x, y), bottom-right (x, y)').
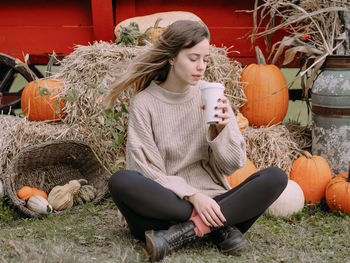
top-left (189, 193), bottom-right (226, 228)
top-left (199, 212), bottom-right (211, 227)
top-left (207, 209), bottom-right (225, 227)
top-left (201, 210), bottom-right (220, 228)
top-left (214, 205), bottom-right (227, 224)
top-left (198, 206), bottom-right (226, 228)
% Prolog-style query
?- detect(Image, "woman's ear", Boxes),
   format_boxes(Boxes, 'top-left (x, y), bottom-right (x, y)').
top-left (169, 58), bottom-right (174, 65)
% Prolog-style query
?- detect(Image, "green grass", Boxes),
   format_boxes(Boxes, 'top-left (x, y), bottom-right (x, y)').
top-left (0, 197), bottom-right (349, 263)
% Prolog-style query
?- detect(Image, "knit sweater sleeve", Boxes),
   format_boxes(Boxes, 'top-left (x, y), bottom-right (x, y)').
top-left (207, 114), bottom-right (247, 175)
top-left (126, 97), bottom-right (200, 199)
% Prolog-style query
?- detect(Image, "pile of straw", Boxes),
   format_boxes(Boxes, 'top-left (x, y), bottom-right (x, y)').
top-left (242, 124), bottom-right (304, 174)
top-left (0, 41), bottom-right (245, 179)
top-left (0, 115), bottom-right (88, 181)
top-left (206, 46), bottom-right (245, 110)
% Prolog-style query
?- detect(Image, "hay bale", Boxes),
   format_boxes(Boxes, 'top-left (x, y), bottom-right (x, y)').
top-left (242, 124), bottom-right (302, 174)
top-left (0, 115), bottom-right (83, 181)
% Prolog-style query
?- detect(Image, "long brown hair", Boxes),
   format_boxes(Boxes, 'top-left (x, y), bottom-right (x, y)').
top-left (105, 20), bottom-right (210, 107)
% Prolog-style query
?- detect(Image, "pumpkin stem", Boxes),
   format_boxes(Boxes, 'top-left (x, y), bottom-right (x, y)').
top-left (348, 162), bottom-right (350, 182)
top-left (154, 17), bottom-right (162, 28)
top-left (255, 46), bottom-right (266, 65)
top-left (301, 150), bottom-right (313, 159)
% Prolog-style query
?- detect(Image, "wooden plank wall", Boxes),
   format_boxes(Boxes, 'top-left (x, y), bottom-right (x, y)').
top-left (0, 0), bottom-right (286, 66)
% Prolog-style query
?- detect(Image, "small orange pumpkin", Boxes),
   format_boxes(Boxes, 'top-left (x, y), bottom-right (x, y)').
top-left (144, 18), bottom-right (167, 43)
top-left (289, 151), bottom-right (332, 204)
top-left (325, 163), bottom-right (350, 214)
top-left (236, 112), bottom-right (249, 131)
top-left (17, 186), bottom-right (48, 200)
top-left (226, 158), bottom-right (257, 188)
top-left (17, 186), bottom-right (33, 200)
top-left (240, 46), bottom-right (289, 127)
top-left (21, 79), bottom-right (65, 121)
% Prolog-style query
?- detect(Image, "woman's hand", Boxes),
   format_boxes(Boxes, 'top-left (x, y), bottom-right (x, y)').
top-left (187, 192), bottom-right (226, 228)
top-left (214, 96), bottom-right (234, 133)
top-left (201, 96), bottom-right (234, 134)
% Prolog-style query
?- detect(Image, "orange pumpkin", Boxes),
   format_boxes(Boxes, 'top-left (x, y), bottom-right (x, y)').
top-left (17, 186), bottom-right (33, 200)
top-left (236, 112), bottom-right (249, 131)
top-left (325, 163), bottom-right (350, 214)
top-left (144, 18), bottom-right (167, 43)
top-left (21, 79), bottom-right (65, 121)
top-left (240, 46), bottom-right (289, 127)
top-left (289, 151), bottom-right (332, 204)
top-left (226, 158), bottom-right (257, 188)
top-left (17, 186), bottom-right (48, 200)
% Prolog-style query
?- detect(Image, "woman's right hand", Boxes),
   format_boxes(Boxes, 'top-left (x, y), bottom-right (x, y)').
top-left (187, 192), bottom-right (226, 228)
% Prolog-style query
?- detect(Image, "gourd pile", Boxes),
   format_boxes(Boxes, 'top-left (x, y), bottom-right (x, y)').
top-left (16, 179), bottom-right (97, 215)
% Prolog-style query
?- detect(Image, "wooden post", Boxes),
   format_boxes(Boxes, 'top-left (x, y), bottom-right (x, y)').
top-left (91, 0), bottom-right (115, 41)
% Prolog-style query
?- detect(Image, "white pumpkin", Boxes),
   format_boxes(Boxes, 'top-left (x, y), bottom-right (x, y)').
top-left (266, 180), bottom-right (305, 217)
top-left (0, 180), bottom-right (5, 200)
top-left (27, 195), bottom-right (53, 214)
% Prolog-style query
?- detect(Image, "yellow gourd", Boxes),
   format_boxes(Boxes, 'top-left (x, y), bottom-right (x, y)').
top-left (48, 179), bottom-right (87, 211)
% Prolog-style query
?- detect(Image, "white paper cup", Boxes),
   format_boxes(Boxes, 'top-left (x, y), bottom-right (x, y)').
top-left (200, 82), bottom-right (225, 124)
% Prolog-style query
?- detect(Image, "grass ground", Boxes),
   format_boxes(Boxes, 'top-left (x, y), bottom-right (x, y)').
top-left (1, 196), bottom-right (349, 263)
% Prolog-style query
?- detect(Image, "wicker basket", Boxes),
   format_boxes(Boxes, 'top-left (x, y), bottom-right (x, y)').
top-left (5, 140), bottom-right (111, 218)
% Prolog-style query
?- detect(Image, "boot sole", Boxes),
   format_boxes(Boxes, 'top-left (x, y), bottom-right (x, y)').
top-left (145, 230), bottom-right (160, 262)
top-left (222, 239), bottom-right (250, 256)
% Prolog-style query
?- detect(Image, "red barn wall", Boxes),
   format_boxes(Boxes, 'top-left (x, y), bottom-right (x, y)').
top-left (0, 0), bottom-right (284, 66)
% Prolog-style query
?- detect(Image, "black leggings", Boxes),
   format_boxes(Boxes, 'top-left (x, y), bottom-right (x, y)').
top-left (109, 167), bottom-right (288, 241)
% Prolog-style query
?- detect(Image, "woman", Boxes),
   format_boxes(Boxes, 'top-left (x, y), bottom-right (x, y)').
top-left (106, 20), bottom-right (288, 262)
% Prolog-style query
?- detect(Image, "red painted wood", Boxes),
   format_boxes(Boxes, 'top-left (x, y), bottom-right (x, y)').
top-left (91, 0), bottom-right (115, 41)
top-left (0, 0), bottom-right (292, 66)
top-left (0, 0), bottom-right (93, 61)
top-left (115, 0), bottom-right (136, 24)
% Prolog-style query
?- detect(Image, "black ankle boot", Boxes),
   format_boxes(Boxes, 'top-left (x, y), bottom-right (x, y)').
top-left (145, 221), bottom-right (198, 262)
top-left (210, 226), bottom-right (249, 255)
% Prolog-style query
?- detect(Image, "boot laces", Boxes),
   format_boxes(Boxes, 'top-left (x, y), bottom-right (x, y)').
top-left (166, 223), bottom-right (196, 249)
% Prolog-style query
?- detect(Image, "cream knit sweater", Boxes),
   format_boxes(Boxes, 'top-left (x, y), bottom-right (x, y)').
top-left (126, 80), bottom-right (246, 199)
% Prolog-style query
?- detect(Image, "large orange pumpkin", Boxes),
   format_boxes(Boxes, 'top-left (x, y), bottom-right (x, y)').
top-left (21, 79), bottom-right (65, 121)
top-left (325, 163), bottom-right (350, 214)
top-left (226, 158), bottom-right (257, 188)
top-left (240, 47), bottom-right (289, 127)
top-left (289, 151), bottom-right (332, 204)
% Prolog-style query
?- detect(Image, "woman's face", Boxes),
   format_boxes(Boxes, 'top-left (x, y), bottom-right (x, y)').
top-left (171, 38), bottom-right (210, 87)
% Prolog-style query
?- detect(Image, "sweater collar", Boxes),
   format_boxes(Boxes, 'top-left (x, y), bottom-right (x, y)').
top-left (146, 81), bottom-right (199, 104)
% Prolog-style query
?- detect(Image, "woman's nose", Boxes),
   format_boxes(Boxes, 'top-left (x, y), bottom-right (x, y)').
top-left (197, 60), bottom-right (206, 70)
